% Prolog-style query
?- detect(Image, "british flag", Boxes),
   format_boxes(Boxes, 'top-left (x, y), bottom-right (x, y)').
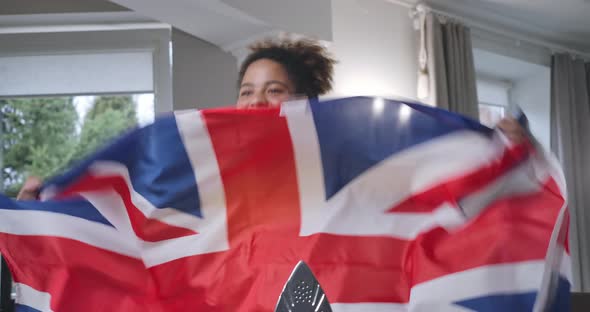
top-left (0, 97), bottom-right (570, 311)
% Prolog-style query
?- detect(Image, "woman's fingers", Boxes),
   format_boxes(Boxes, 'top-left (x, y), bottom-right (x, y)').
top-left (17, 176), bottom-right (43, 200)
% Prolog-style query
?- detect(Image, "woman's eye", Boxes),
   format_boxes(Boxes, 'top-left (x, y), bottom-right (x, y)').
top-left (268, 89), bottom-right (285, 95)
top-left (240, 90), bottom-right (252, 97)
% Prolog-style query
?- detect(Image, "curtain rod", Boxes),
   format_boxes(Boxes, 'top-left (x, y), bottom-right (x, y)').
top-left (386, 0), bottom-right (590, 60)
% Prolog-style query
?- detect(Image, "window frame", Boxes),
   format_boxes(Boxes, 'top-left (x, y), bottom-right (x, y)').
top-left (0, 26), bottom-right (172, 114)
top-left (0, 18), bottom-right (173, 311)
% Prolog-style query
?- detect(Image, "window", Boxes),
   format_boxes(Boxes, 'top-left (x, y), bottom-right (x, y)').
top-left (0, 24), bottom-right (171, 310)
top-left (0, 94), bottom-right (155, 307)
top-left (475, 78), bottom-right (511, 128)
top-left (0, 27), bottom-right (171, 193)
top-left (1, 94), bottom-right (154, 197)
top-left (478, 102), bottom-right (505, 128)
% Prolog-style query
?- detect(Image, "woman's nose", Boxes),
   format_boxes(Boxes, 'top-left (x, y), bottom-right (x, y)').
top-left (248, 93), bottom-right (271, 108)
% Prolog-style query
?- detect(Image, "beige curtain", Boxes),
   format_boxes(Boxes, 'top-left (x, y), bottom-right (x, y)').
top-left (418, 13), bottom-right (479, 120)
top-left (551, 54), bottom-right (590, 292)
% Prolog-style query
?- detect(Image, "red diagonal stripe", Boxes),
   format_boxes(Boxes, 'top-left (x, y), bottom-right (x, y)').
top-left (61, 174), bottom-right (197, 242)
top-left (406, 178), bottom-right (565, 286)
top-left (389, 141), bottom-right (532, 214)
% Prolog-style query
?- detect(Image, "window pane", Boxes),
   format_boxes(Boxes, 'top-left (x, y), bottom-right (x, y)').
top-left (479, 104), bottom-right (505, 128)
top-left (0, 94), bottom-right (154, 198)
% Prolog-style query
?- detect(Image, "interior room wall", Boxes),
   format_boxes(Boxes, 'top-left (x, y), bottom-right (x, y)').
top-left (172, 29), bottom-right (239, 109)
top-left (329, 0), bottom-right (418, 101)
top-left (476, 78), bottom-right (511, 107)
top-left (510, 67), bottom-right (551, 149)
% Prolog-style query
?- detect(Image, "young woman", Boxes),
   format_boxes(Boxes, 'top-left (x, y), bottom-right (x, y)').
top-left (236, 38), bottom-right (335, 108)
top-left (16, 37), bottom-right (525, 199)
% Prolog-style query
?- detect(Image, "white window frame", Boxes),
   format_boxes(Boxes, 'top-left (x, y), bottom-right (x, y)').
top-left (0, 13), bottom-right (173, 114)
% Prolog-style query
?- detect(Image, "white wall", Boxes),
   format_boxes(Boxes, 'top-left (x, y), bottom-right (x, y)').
top-left (510, 68), bottom-right (551, 149)
top-left (476, 78), bottom-right (511, 107)
top-left (172, 29), bottom-right (238, 109)
top-left (329, 0), bottom-right (418, 100)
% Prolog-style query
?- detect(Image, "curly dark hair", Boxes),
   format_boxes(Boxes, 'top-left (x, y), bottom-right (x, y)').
top-left (238, 38), bottom-right (336, 98)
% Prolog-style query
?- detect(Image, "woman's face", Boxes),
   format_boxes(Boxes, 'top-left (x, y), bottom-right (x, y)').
top-left (237, 59), bottom-right (295, 108)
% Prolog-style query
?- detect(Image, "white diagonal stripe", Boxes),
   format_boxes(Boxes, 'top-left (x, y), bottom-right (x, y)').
top-left (174, 109), bottom-right (229, 252)
top-left (410, 261), bottom-right (543, 308)
top-left (14, 283), bottom-right (53, 312)
top-left (0, 209), bottom-right (138, 258)
top-left (285, 102), bottom-right (507, 238)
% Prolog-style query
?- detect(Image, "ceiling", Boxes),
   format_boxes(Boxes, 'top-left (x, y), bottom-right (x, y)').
top-left (0, 0), bottom-right (332, 52)
top-left (2, 0), bottom-right (588, 56)
top-left (107, 0), bottom-right (332, 50)
top-left (423, 0), bottom-right (590, 54)
top-left (118, 0), bottom-right (590, 56)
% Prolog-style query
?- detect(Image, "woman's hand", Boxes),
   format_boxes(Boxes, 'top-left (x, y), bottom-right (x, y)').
top-left (496, 117), bottom-right (527, 144)
top-left (17, 176), bottom-right (43, 200)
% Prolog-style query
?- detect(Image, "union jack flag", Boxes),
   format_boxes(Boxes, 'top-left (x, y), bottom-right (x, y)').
top-left (0, 97), bottom-right (570, 311)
